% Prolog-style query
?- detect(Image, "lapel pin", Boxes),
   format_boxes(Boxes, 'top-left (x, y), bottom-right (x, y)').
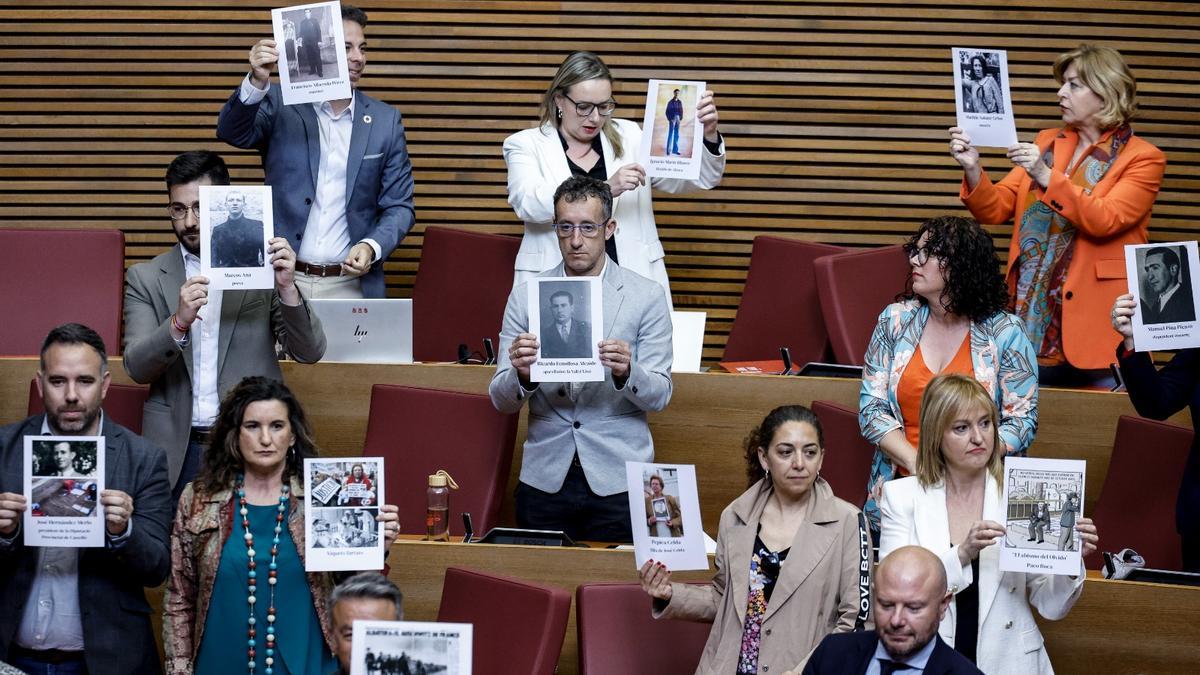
top-left (363, 114), bottom-right (372, 124)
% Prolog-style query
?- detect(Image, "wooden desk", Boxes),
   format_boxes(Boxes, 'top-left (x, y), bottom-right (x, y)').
top-left (386, 539), bottom-right (1200, 675)
top-left (0, 358), bottom-right (1188, 530)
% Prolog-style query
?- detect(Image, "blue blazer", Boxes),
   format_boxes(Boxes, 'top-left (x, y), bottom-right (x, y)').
top-left (0, 415), bottom-right (172, 675)
top-left (216, 85), bottom-right (415, 297)
top-left (802, 631), bottom-right (983, 675)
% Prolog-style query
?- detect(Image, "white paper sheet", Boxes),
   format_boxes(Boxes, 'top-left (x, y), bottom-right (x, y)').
top-left (626, 462), bottom-right (709, 571)
top-left (23, 435), bottom-right (106, 547)
top-left (350, 621), bottom-right (472, 675)
top-left (272, 1), bottom-right (352, 105)
top-left (952, 47), bottom-right (1018, 148)
top-left (1124, 241), bottom-right (1200, 351)
top-left (638, 79), bottom-right (706, 179)
top-left (530, 276), bottom-right (604, 383)
top-left (999, 456), bottom-right (1086, 576)
top-left (200, 184), bottom-right (275, 291)
top-left (304, 457), bottom-right (386, 572)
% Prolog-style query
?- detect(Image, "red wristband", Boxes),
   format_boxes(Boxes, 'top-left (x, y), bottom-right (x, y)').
top-left (171, 314), bottom-right (189, 334)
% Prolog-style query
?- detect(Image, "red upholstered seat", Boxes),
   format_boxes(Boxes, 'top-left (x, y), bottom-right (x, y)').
top-left (576, 582), bottom-right (711, 675)
top-left (1086, 415), bottom-right (1192, 570)
top-left (362, 384), bottom-right (517, 537)
top-left (0, 228), bottom-right (125, 356)
top-left (437, 567), bottom-right (571, 675)
top-left (811, 400), bottom-right (873, 508)
top-left (723, 236), bottom-right (844, 363)
top-left (27, 378), bottom-right (148, 434)
top-left (814, 245), bottom-right (911, 365)
top-left (411, 226), bottom-right (521, 363)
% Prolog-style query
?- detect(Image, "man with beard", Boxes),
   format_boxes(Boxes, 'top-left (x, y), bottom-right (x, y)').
top-left (1141, 246), bottom-right (1195, 325)
top-left (123, 150), bottom-right (325, 504)
top-left (801, 546), bottom-right (983, 674)
top-left (209, 190), bottom-right (265, 268)
top-left (0, 323), bottom-right (172, 675)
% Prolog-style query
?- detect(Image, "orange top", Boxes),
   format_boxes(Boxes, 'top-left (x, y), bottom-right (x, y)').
top-left (895, 334), bottom-right (975, 474)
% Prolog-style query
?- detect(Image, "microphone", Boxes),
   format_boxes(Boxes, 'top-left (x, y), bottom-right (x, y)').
top-left (483, 338), bottom-right (496, 365)
top-left (462, 512), bottom-right (474, 544)
top-left (779, 347), bottom-right (793, 375)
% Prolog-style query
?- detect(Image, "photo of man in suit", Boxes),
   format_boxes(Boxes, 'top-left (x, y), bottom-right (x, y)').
top-left (123, 150), bottom-right (325, 505)
top-left (1141, 246), bottom-right (1195, 325)
top-left (0, 323), bottom-right (172, 675)
top-left (219, 3), bottom-right (415, 299)
top-left (539, 288), bottom-right (592, 358)
top-left (209, 190), bottom-right (265, 268)
top-left (1027, 501), bottom-right (1049, 544)
top-left (803, 546), bottom-right (983, 674)
top-left (491, 175), bottom-right (673, 542)
top-left (298, 7), bottom-right (324, 78)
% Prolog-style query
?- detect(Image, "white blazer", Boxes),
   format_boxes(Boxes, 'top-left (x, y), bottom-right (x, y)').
top-left (879, 476), bottom-right (1084, 675)
top-left (502, 118), bottom-right (726, 304)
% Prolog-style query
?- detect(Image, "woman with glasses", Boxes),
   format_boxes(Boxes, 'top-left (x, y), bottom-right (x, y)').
top-left (503, 51), bottom-right (726, 305)
top-left (858, 215), bottom-right (1038, 538)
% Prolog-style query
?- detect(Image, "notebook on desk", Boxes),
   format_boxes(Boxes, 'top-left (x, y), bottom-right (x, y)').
top-left (308, 298), bottom-right (413, 364)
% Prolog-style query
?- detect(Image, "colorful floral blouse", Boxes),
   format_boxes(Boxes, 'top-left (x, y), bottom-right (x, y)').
top-left (736, 533), bottom-right (790, 675)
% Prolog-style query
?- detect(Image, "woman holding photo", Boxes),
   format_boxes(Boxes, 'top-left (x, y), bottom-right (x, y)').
top-left (163, 377), bottom-right (400, 675)
top-left (949, 43), bottom-right (1165, 387)
top-left (879, 373), bottom-right (1099, 673)
top-left (638, 405), bottom-right (870, 675)
top-left (503, 51), bottom-right (726, 305)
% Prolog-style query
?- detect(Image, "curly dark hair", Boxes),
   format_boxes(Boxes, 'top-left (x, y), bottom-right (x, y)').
top-left (743, 405), bottom-right (825, 487)
top-left (194, 376), bottom-right (319, 495)
top-left (899, 215), bottom-right (1008, 323)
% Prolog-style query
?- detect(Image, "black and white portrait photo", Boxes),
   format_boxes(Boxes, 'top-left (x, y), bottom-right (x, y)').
top-left (312, 507), bottom-right (380, 549)
top-left (199, 184), bottom-right (275, 290)
top-left (1137, 244), bottom-right (1196, 325)
top-left (209, 190), bottom-right (266, 269)
top-left (282, 4), bottom-right (333, 83)
top-left (351, 621), bottom-right (472, 675)
top-left (31, 438), bottom-right (98, 478)
top-left (538, 281), bottom-right (594, 359)
top-left (959, 50), bottom-right (1005, 115)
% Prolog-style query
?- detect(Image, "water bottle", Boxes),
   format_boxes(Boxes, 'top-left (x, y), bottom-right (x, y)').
top-left (425, 469), bottom-right (458, 541)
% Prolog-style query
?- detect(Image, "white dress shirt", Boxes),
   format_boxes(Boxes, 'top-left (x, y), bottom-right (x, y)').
top-left (182, 248), bottom-right (222, 428)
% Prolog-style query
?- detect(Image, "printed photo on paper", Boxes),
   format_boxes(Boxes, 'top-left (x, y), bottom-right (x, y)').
top-left (304, 457), bottom-right (386, 571)
top-left (952, 48), bottom-right (1017, 148)
top-left (1124, 241), bottom-right (1200, 351)
top-left (350, 621), bottom-right (473, 675)
top-left (200, 184), bottom-right (275, 291)
top-left (626, 462), bottom-right (709, 571)
top-left (639, 79), bottom-right (705, 179)
top-left (23, 436), bottom-right (106, 547)
top-left (530, 276), bottom-right (604, 383)
top-left (1000, 456), bottom-right (1085, 576)
top-left (272, 1), bottom-right (352, 105)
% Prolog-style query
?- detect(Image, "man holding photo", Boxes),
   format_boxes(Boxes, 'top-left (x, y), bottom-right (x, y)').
top-left (0, 324), bottom-right (171, 675)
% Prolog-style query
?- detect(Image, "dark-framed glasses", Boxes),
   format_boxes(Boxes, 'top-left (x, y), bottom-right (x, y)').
top-left (553, 223), bottom-right (603, 238)
top-left (168, 203), bottom-right (202, 220)
top-left (562, 92), bottom-right (617, 117)
top-left (904, 243), bottom-right (931, 266)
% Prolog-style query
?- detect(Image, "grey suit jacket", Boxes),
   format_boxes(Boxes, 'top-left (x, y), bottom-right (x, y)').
top-left (216, 85), bottom-right (415, 298)
top-left (489, 259), bottom-right (673, 496)
top-left (0, 414), bottom-right (172, 675)
top-left (122, 245), bottom-right (326, 486)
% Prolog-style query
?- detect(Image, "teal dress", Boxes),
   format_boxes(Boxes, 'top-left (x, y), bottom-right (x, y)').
top-left (195, 503), bottom-right (337, 675)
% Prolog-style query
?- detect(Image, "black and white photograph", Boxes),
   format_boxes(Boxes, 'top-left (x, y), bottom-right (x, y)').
top-left (1124, 240), bottom-right (1200, 351)
top-left (626, 462), bottom-right (709, 571)
top-left (272, 1), bottom-right (351, 105)
top-left (304, 456), bottom-right (386, 571)
top-left (951, 47), bottom-right (1017, 148)
top-left (1000, 456), bottom-right (1086, 575)
top-left (23, 435), bottom-right (107, 546)
top-left (350, 621), bottom-right (473, 675)
top-left (639, 78), bottom-right (706, 179)
top-left (199, 184), bottom-right (275, 290)
top-left (529, 276), bottom-right (604, 383)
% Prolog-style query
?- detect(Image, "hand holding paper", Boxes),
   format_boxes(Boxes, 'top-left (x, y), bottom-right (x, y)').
top-left (248, 38), bottom-right (279, 89)
top-left (607, 163), bottom-right (646, 197)
top-left (697, 90), bottom-right (719, 141)
top-left (1111, 293), bottom-right (1136, 350)
top-left (175, 276), bottom-right (209, 329)
top-left (957, 519), bottom-right (1006, 566)
top-left (638, 559), bottom-right (674, 601)
top-left (599, 339), bottom-right (632, 379)
top-left (100, 489), bottom-right (133, 536)
top-left (1006, 142), bottom-right (1050, 188)
top-left (0, 492), bottom-right (26, 536)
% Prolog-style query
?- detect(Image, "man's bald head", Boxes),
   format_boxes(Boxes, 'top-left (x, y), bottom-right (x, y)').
top-left (874, 546), bottom-right (952, 660)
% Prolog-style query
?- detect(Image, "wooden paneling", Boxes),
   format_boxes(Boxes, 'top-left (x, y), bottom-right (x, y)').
top-left (1, 1), bottom-right (1197, 362)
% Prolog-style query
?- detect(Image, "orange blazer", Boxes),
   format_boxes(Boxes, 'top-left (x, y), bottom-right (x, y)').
top-left (961, 126), bottom-right (1166, 370)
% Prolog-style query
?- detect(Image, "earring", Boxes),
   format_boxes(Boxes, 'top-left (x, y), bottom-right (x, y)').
top-left (556, 107), bottom-right (563, 118)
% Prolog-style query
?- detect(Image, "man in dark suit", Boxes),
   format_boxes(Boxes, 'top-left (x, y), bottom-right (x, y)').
top-left (218, 3), bottom-right (415, 299)
top-left (539, 289), bottom-right (592, 358)
top-left (1142, 246), bottom-right (1195, 325)
top-left (802, 546), bottom-right (983, 675)
top-left (0, 323), bottom-right (172, 675)
top-left (298, 8), bottom-right (323, 76)
top-left (209, 190), bottom-right (265, 268)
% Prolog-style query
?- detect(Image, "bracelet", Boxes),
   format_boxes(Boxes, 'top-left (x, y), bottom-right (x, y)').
top-left (171, 314), bottom-right (190, 334)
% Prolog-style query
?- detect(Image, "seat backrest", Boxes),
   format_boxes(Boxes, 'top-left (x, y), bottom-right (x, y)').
top-left (0, 228), bottom-right (125, 356)
top-left (576, 582), bottom-right (710, 675)
top-left (411, 226), bottom-right (521, 363)
top-left (723, 236), bottom-right (843, 363)
top-left (1087, 415), bottom-right (1192, 570)
top-left (814, 245), bottom-right (910, 365)
top-left (362, 384), bottom-right (518, 536)
top-left (27, 378), bottom-right (148, 434)
top-left (437, 567), bottom-right (571, 675)
top-left (811, 400), bottom-right (873, 508)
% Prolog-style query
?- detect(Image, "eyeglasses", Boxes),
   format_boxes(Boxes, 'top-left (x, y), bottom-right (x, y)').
top-left (904, 243), bottom-right (932, 266)
top-left (562, 93), bottom-right (617, 117)
top-left (168, 203), bottom-right (202, 220)
top-left (553, 223), bottom-right (603, 238)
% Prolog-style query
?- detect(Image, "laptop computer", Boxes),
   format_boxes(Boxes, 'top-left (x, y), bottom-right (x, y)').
top-left (308, 298), bottom-right (413, 364)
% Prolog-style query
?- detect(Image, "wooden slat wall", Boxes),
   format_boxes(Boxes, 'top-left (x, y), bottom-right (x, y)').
top-left (1, 1), bottom-right (1198, 362)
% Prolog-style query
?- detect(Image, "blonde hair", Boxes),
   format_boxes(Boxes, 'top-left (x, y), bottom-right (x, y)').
top-left (916, 374), bottom-right (1003, 489)
top-left (1053, 43), bottom-right (1138, 129)
top-left (538, 51), bottom-right (624, 158)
